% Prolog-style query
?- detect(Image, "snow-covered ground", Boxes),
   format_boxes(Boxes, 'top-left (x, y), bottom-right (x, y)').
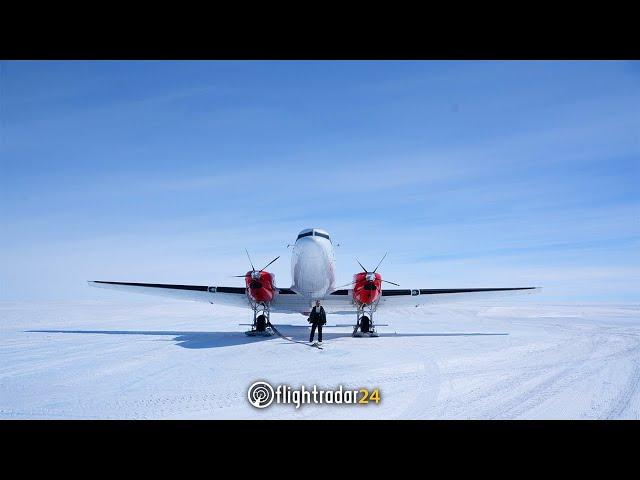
top-left (1, 300), bottom-right (638, 419)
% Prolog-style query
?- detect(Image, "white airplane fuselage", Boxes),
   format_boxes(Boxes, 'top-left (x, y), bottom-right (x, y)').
top-left (290, 228), bottom-right (336, 299)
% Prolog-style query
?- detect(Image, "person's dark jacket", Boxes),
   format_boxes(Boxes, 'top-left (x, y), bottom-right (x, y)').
top-left (308, 306), bottom-right (327, 325)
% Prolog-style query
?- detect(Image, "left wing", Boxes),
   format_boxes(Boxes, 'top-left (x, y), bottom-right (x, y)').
top-left (376, 287), bottom-right (538, 307)
top-left (324, 286), bottom-right (538, 312)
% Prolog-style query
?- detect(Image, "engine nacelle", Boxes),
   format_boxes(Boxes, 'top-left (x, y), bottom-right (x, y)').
top-left (352, 271), bottom-right (382, 306)
top-left (245, 271), bottom-right (276, 303)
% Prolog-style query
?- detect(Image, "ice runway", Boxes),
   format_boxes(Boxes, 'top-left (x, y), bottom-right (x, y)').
top-left (1, 301), bottom-right (638, 419)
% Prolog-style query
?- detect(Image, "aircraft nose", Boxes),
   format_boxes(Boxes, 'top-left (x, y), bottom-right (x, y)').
top-left (295, 236), bottom-right (325, 258)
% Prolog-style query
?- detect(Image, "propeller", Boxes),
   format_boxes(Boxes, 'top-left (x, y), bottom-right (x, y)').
top-left (338, 253), bottom-right (400, 287)
top-left (372, 252), bottom-right (388, 273)
top-left (233, 249), bottom-right (280, 278)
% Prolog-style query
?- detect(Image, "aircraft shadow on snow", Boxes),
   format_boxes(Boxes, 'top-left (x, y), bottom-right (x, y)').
top-left (28, 327), bottom-right (508, 350)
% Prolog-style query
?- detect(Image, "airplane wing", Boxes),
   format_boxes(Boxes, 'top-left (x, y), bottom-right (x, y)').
top-left (321, 286), bottom-right (538, 313)
top-left (88, 280), bottom-right (306, 311)
top-left (376, 287), bottom-right (538, 307)
top-left (88, 281), bottom-right (252, 308)
top-left (89, 281), bottom-right (537, 314)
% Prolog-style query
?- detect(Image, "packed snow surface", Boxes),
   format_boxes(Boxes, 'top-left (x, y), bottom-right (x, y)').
top-left (1, 301), bottom-right (638, 419)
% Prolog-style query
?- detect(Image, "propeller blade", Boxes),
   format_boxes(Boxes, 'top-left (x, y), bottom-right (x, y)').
top-left (232, 275), bottom-right (248, 278)
top-left (336, 281), bottom-right (356, 288)
top-left (382, 279), bottom-right (400, 286)
top-left (373, 252), bottom-right (388, 273)
top-left (244, 248), bottom-right (255, 271)
top-left (356, 258), bottom-right (368, 273)
top-left (259, 255), bottom-right (280, 272)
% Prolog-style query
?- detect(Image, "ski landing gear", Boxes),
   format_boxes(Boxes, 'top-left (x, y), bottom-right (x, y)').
top-left (352, 304), bottom-right (379, 337)
top-left (245, 303), bottom-right (274, 337)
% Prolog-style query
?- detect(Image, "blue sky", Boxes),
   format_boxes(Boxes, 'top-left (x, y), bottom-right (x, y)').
top-left (1, 61), bottom-right (638, 303)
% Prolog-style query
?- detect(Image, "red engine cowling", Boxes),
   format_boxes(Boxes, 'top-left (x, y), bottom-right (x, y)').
top-left (352, 272), bottom-right (382, 305)
top-left (245, 271), bottom-right (276, 303)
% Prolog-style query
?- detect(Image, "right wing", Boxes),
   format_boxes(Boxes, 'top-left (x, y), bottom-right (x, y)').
top-left (322, 286), bottom-right (538, 312)
top-left (88, 281), bottom-right (249, 308)
top-left (88, 280), bottom-right (305, 312)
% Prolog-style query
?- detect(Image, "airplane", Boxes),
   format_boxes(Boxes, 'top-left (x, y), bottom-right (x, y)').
top-left (89, 227), bottom-right (537, 338)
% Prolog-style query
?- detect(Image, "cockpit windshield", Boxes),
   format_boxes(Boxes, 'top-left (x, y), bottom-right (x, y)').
top-left (296, 230), bottom-right (331, 243)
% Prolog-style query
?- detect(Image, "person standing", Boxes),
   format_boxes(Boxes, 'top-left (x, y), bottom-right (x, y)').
top-left (308, 300), bottom-right (326, 343)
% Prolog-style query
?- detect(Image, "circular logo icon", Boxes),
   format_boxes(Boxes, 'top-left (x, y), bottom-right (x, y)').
top-left (247, 381), bottom-right (275, 409)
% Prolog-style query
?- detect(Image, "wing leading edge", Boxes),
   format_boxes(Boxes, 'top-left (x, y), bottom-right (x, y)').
top-left (89, 281), bottom-right (538, 313)
top-left (376, 286), bottom-right (538, 307)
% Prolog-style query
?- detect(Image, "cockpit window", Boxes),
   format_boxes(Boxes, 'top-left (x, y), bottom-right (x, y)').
top-left (314, 231), bottom-right (331, 241)
top-left (296, 230), bottom-right (331, 243)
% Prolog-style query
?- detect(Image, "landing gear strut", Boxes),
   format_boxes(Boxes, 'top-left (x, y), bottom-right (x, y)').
top-left (352, 304), bottom-right (379, 337)
top-left (245, 302), bottom-right (274, 336)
